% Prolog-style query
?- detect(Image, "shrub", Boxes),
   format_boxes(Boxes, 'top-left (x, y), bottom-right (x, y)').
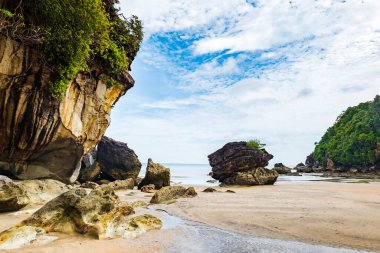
top-left (247, 139), bottom-right (266, 149)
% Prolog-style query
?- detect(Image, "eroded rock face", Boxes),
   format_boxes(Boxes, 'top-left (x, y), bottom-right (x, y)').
top-left (208, 142), bottom-right (277, 185)
top-left (150, 186), bottom-right (197, 204)
top-left (0, 36), bottom-right (133, 183)
top-left (138, 159), bottom-right (170, 190)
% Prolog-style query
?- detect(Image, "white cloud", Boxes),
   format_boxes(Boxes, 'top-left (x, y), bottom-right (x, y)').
top-left (111, 0), bottom-right (380, 166)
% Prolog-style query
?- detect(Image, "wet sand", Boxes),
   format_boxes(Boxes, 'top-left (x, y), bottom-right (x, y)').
top-left (0, 181), bottom-right (379, 252)
top-left (159, 181), bottom-right (380, 252)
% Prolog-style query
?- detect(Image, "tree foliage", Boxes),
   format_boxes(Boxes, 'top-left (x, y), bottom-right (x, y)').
top-left (313, 95), bottom-right (380, 167)
top-left (1, 0), bottom-right (143, 97)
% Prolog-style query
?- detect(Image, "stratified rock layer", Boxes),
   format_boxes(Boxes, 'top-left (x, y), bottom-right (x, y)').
top-left (0, 36), bottom-right (133, 183)
top-left (208, 142), bottom-right (277, 185)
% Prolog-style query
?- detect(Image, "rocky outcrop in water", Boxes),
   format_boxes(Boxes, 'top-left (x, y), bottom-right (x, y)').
top-left (0, 36), bottom-right (134, 183)
top-left (208, 142), bottom-right (278, 185)
top-left (272, 163), bottom-right (291, 174)
top-left (138, 159), bottom-right (170, 190)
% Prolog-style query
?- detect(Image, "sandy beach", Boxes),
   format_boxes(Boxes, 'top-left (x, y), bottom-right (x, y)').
top-left (1, 180), bottom-right (379, 252)
top-left (158, 181), bottom-right (380, 252)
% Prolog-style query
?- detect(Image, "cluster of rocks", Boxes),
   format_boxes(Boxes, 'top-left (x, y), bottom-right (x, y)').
top-left (0, 185), bottom-right (163, 249)
top-left (208, 142), bottom-right (278, 186)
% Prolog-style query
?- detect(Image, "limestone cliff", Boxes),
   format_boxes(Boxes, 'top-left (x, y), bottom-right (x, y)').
top-left (0, 35), bottom-right (134, 182)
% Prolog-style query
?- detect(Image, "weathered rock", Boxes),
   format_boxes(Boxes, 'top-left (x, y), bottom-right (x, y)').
top-left (208, 142), bottom-right (274, 182)
top-left (1, 185), bottom-right (162, 244)
top-left (222, 168), bottom-right (278, 186)
top-left (97, 136), bottom-right (142, 182)
top-left (0, 181), bottom-right (29, 212)
top-left (150, 186), bottom-right (197, 204)
top-left (0, 36), bottom-right (134, 183)
top-left (0, 226), bottom-right (55, 250)
top-left (108, 179), bottom-right (134, 190)
top-left (272, 163), bottom-right (291, 174)
top-left (15, 179), bottom-right (71, 205)
top-left (138, 159), bottom-right (170, 190)
top-left (226, 190), bottom-right (236, 193)
top-left (81, 181), bottom-right (99, 189)
top-left (141, 184), bottom-right (155, 193)
top-left (203, 187), bottom-right (217, 193)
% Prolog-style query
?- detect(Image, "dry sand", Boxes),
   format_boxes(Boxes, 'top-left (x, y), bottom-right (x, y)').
top-left (0, 181), bottom-right (379, 252)
top-left (159, 181), bottom-right (380, 252)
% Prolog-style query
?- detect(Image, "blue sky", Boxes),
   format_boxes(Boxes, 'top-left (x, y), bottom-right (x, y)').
top-left (106, 0), bottom-right (380, 166)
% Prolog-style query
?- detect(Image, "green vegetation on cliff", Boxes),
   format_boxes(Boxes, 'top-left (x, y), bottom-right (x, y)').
top-left (313, 95), bottom-right (380, 167)
top-left (0, 0), bottom-right (143, 96)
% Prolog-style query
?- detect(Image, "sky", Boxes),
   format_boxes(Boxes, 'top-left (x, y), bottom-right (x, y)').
top-left (106, 0), bottom-right (380, 166)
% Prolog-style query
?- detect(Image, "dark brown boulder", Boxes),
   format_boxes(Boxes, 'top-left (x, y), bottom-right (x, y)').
top-left (138, 159), bottom-right (170, 190)
top-left (208, 142), bottom-right (276, 185)
top-left (95, 136), bottom-right (141, 182)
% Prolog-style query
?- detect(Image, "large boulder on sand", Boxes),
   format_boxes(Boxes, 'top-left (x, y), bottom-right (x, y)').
top-left (0, 181), bottom-right (29, 212)
top-left (97, 136), bottom-right (141, 182)
top-left (150, 186), bottom-right (197, 204)
top-left (138, 159), bottom-right (170, 190)
top-left (272, 163), bottom-right (291, 174)
top-left (208, 142), bottom-right (277, 185)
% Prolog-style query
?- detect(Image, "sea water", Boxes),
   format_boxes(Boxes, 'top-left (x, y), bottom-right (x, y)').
top-left (139, 163), bottom-right (332, 186)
